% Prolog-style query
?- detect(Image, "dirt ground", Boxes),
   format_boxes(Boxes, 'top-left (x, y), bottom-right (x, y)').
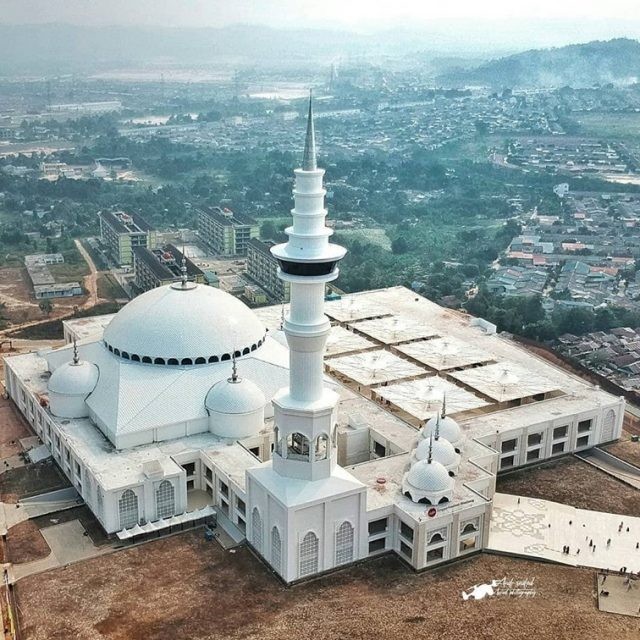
top-left (497, 456), bottom-right (640, 517)
top-left (5, 520), bottom-right (50, 564)
top-left (0, 398), bottom-right (32, 459)
top-left (0, 460), bottom-right (70, 503)
top-left (604, 432), bottom-right (640, 468)
top-left (0, 267), bottom-right (89, 325)
top-left (14, 531), bottom-right (639, 640)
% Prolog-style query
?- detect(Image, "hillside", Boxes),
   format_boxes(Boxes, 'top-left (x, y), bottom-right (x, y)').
top-left (437, 38), bottom-right (640, 88)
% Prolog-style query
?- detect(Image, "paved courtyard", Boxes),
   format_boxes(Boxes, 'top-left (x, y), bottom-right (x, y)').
top-left (488, 493), bottom-right (640, 572)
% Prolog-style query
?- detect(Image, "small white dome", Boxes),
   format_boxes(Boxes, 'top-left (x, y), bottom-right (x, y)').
top-left (103, 283), bottom-right (266, 364)
top-left (414, 436), bottom-right (460, 471)
top-left (206, 377), bottom-right (266, 415)
top-left (422, 415), bottom-right (462, 447)
top-left (406, 459), bottom-right (453, 493)
top-left (48, 360), bottom-right (99, 397)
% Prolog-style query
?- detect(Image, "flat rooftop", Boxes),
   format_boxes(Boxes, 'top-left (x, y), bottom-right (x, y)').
top-left (15, 286), bottom-right (622, 516)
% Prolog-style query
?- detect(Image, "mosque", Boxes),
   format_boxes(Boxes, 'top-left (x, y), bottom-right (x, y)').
top-left (4, 98), bottom-right (624, 583)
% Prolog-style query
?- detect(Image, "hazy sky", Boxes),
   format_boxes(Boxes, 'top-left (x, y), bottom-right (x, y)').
top-left (3, 0), bottom-right (640, 33)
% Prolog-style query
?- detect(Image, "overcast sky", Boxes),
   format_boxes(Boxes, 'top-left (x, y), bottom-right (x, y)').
top-left (3, 0), bottom-right (640, 33)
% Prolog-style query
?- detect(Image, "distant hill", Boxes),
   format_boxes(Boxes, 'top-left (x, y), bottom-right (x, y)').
top-left (437, 38), bottom-right (640, 88)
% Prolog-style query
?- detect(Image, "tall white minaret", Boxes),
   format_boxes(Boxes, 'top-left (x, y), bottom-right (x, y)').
top-left (271, 92), bottom-right (346, 481)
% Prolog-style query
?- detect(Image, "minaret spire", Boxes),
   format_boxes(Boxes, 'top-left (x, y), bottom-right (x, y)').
top-left (230, 352), bottom-right (239, 383)
top-left (72, 338), bottom-right (79, 365)
top-left (434, 411), bottom-right (441, 441)
top-left (180, 244), bottom-right (188, 288)
top-left (427, 431), bottom-right (433, 464)
top-left (302, 89), bottom-right (317, 171)
top-left (441, 392), bottom-right (447, 419)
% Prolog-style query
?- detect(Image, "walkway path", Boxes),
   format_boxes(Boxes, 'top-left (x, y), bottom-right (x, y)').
top-left (74, 238), bottom-right (98, 309)
top-left (488, 493), bottom-right (640, 573)
top-left (9, 519), bottom-right (112, 582)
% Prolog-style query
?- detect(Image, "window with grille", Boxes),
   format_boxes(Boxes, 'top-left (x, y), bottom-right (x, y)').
top-left (156, 480), bottom-right (175, 519)
top-left (335, 521), bottom-right (354, 566)
top-left (271, 527), bottom-right (282, 573)
top-left (299, 531), bottom-right (319, 577)
top-left (252, 508), bottom-right (263, 553)
top-left (118, 489), bottom-right (139, 529)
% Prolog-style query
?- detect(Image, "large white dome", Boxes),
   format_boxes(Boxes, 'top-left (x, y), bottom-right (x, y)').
top-left (103, 283), bottom-right (266, 365)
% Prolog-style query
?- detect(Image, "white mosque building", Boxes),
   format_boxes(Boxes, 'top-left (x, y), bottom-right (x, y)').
top-left (4, 97), bottom-right (625, 583)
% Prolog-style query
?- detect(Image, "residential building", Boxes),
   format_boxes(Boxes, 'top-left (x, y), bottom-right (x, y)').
top-left (246, 238), bottom-right (290, 302)
top-left (99, 210), bottom-right (157, 266)
top-left (197, 206), bottom-right (258, 256)
top-left (132, 244), bottom-right (205, 294)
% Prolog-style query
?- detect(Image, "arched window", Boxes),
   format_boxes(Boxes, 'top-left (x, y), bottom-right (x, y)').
top-left (221, 353), bottom-right (231, 361)
top-left (155, 480), bottom-right (175, 520)
top-left (113, 348), bottom-right (120, 357)
top-left (195, 357), bottom-right (206, 364)
top-left (121, 351), bottom-right (130, 360)
top-left (271, 526), bottom-right (282, 573)
top-left (154, 357), bottom-right (165, 365)
top-left (108, 344), bottom-right (113, 352)
top-left (208, 356), bottom-right (219, 363)
top-left (131, 354), bottom-right (141, 362)
top-left (234, 350), bottom-right (241, 358)
top-left (168, 358), bottom-right (179, 365)
top-left (287, 433), bottom-right (310, 460)
top-left (335, 521), bottom-right (354, 566)
top-left (142, 356), bottom-right (152, 364)
top-left (438, 496), bottom-right (449, 505)
top-left (315, 434), bottom-right (329, 461)
top-left (252, 508), bottom-right (263, 553)
top-left (242, 347), bottom-right (250, 355)
top-left (461, 522), bottom-right (478, 535)
top-left (118, 489), bottom-right (139, 529)
top-left (299, 531), bottom-right (319, 577)
top-left (181, 358), bottom-right (192, 365)
top-left (250, 344), bottom-right (257, 352)
top-left (429, 532), bottom-right (445, 544)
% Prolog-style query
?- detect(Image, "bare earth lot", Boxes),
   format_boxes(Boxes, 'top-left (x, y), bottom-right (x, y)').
top-left (604, 434), bottom-right (640, 468)
top-left (15, 531), bottom-right (638, 640)
top-left (5, 520), bottom-right (50, 564)
top-left (497, 456), bottom-right (640, 517)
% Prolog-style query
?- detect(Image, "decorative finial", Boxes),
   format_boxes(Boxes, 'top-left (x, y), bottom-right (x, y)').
top-left (230, 352), bottom-right (239, 383)
top-left (434, 411), bottom-right (441, 441)
top-left (280, 302), bottom-right (285, 330)
top-left (180, 244), bottom-right (188, 287)
top-left (441, 392), bottom-right (447, 419)
top-left (427, 432), bottom-right (433, 464)
top-left (302, 89), bottom-right (317, 171)
top-left (72, 337), bottom-right (79, 365)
